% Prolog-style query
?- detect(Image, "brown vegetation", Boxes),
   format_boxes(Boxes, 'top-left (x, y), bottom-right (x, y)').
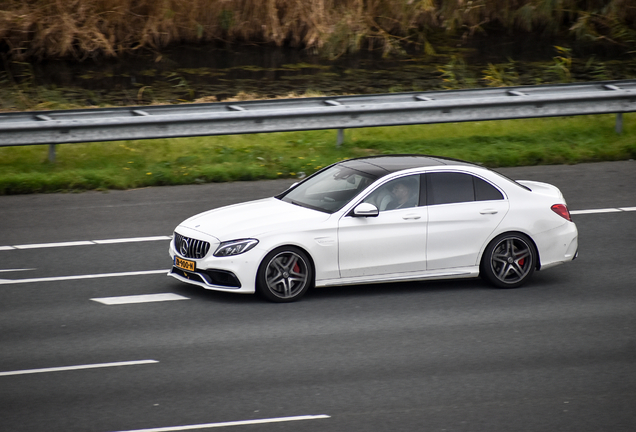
top-left (1, 0), bottom-right (635, 61)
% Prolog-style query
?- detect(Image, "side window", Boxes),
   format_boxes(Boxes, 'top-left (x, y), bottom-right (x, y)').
top-left (427, 172), bottom-right (504, 205)
top-left (474, 176), bottom-right (504, 201)
top-left (363, 175), bottom-right (421, 211)
top-left (427, 172), bottom-right (474, 205)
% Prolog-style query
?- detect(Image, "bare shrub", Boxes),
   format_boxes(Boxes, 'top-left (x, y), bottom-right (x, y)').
top-left (1, 0), bottom-right (635, 61)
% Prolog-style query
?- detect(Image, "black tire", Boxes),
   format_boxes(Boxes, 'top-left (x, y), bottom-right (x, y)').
top-left (481, 233), bottom-right (537, 289)
top-left (256, 246), bottom-right (314, 302)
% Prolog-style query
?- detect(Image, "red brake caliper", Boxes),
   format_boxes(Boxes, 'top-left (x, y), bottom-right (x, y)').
top-left (293, 263), bottom-right (300, 273)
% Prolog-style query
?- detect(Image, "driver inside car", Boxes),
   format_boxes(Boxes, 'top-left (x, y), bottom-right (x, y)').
top-left (363, 176), bottom-right (419, 211)
top-left (385, 178), bottom-right (418, 210)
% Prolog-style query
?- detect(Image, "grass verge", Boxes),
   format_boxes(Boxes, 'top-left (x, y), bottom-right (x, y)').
top-left (1, 113), bottom-right (634, 195)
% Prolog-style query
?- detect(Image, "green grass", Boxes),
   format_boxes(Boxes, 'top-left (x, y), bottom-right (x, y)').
top-left (1, 113), bottom-right (635, 195)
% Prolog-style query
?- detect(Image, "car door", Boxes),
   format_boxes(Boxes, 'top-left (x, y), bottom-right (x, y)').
top-left (425, 171), bottom-right (509, 270)
top-left (337, 174), bottom-right (428, 278)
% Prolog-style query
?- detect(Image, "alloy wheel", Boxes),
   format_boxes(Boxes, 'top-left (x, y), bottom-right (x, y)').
top-left (264, 250), bottom-right (310, 300)
top-left (489, 236), bottom-right (534, 285)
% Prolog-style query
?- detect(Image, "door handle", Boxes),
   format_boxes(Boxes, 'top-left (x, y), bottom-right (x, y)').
top-left (479, 209), bottom-right (498, 215)
top-left (403, 214), bottom-right (421, 220)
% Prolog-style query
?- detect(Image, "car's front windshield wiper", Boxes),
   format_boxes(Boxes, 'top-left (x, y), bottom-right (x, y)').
top-left (288, 199), bottom-right (332, 214)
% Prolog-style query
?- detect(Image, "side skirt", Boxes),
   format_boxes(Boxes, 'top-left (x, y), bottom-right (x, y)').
top-left (315, 267), bottom-right (480, 288)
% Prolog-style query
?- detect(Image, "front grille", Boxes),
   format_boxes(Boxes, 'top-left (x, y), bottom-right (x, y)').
top-left (174, 232), bottom-right (210, 259)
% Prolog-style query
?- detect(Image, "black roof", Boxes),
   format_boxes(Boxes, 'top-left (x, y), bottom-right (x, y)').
top-left (338, 155), bottom-right (477, 177)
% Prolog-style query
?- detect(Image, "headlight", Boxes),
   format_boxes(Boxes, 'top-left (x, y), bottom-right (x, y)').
top-left (214, 239), bottom-right (259, 257)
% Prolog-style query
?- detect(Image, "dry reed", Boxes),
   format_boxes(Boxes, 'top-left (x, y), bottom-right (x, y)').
top-left (1, 0), bottom-right (635, 61)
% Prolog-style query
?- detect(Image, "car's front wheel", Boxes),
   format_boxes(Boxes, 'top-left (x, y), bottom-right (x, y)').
top-left (481, 233), bottom-right (537, 288)
top-left (256, 246), bottom-right (314, 302)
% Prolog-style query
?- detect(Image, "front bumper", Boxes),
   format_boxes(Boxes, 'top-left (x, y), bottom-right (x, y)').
top-left (169, 266), bottom-right (242, 288)
top-left (168, 233), bottom-right (261, 294)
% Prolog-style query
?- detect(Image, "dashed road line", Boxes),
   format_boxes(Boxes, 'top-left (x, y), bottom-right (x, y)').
top-left (0, 268), bottom-right (35, 273)
top-left (92, 293), bottom-right (189, 305)
top-left (0, 360), bottom-right (158, 377)
top-left (93, 236), bottom-right (173, 245)
top-left (110, 415), bottom-right (331, 432)
top-left (570, 207), bottom-right (636, 215)
top-left (0, 269), bottom-right (167, 285)
top-left (1, 235), bottom-right (171, 251)
top-left (14, 240), bottom-right (95, 249)
top-left (571, 208), bottom-right (621, 215)
top-left (0, 207), bottom-right (633, 253)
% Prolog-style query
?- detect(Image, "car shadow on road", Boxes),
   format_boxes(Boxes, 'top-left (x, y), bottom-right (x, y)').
top-left (164, 280), bottom-right (256, 304)
top-left (305, 278), bottom-right (492, 302)
top-left (165, 275), bottom-right (566, 304)
top-left (165, 278), bottom-right (491, 304)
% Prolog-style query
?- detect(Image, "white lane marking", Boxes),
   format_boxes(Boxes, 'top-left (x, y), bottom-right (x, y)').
top-left (0, 269), bottom-right (167, 285)
top-left (0, 268), bottom-right (35, 273)
top-left (110, 415), bottom-right (331, 432)
top-left (92, 293), bottom-right (189, 305)
top-left (14, 240), bottom-right (95, 249)
top-left (1, 235), bottom-right (171, 251)
top-left (570, 208), bottom-right (623, 215)
top-left (0, 206), bottom-right (634, 252)
top-left (0, 360), bottom-right (158, 377)
top-left (93, 236), bottom-right (172, 244)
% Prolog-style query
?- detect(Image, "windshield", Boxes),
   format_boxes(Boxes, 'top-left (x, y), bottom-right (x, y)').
top-left (278, 165), bottom-right (378, 213)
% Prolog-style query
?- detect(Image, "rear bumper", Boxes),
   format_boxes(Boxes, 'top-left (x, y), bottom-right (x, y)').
top-left (535, 221), bottom-right (579, 271)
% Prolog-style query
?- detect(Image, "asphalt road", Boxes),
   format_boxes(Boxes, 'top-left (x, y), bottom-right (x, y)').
top-left (1, 160), bottom-right (635, 432)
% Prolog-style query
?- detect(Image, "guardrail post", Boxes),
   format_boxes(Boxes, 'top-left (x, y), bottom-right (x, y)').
top-left (337, 129), bottom-right (345, 147)
top-left (615, 113), bottom-right (623, 134)
top-left (48, 144), bottom-right (56, 163)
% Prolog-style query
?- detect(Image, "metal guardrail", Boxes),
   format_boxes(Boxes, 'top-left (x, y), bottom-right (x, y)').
top-left (1, 80), bottom-right (634, 161)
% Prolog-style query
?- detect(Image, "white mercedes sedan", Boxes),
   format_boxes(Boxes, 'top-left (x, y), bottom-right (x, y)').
top-left (169, 155), bottom-right (578, 302)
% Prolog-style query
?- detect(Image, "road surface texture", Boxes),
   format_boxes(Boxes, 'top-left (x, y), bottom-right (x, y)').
top-left (1, 160), bottom-right (635, 432)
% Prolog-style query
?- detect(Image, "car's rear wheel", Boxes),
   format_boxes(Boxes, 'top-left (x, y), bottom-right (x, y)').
top-left (481, 233), bottom-right (536, 288)
top-left (256, 246), bottom-right (313, 302)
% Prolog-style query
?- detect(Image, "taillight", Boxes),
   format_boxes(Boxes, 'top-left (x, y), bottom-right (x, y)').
top-left (551, 204), bottom-right (572, 222)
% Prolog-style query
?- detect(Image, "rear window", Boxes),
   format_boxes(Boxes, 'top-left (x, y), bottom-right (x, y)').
top-left (427, 172), bottom-right (504, 205)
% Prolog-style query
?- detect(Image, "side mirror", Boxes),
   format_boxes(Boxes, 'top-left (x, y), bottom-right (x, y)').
top-left (352, 202), bottom-right (379, 217)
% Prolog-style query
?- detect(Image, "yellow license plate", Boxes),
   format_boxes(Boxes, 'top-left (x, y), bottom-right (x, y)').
top-left (174, 256), bottom-right (195, 272)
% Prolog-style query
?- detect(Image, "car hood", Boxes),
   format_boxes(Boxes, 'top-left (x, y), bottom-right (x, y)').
top-left (177, 197), bottom-right (331, 240)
